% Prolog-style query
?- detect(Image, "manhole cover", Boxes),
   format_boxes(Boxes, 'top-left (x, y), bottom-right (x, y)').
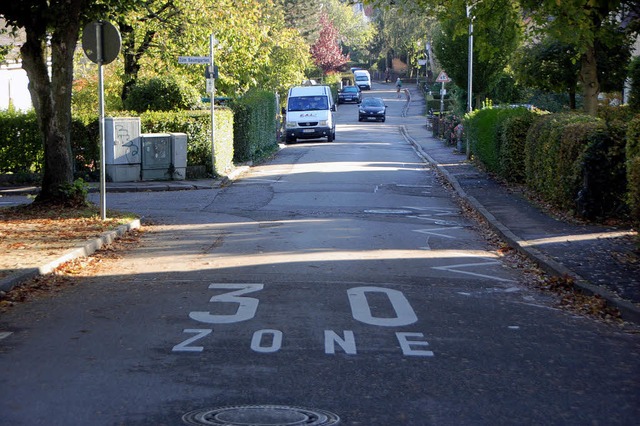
top-left (182, 405), bottom-right (340, 425)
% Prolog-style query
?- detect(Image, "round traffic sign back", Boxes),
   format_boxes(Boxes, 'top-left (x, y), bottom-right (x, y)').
top-left (82, 21), bottom-right (121, 65)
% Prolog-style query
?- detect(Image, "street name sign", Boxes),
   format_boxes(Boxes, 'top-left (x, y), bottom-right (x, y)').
top-left (178, 56), bottom-right (211, 64)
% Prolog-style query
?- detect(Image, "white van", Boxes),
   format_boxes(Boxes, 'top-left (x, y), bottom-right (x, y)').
top-left (284, 85), bottom-right (336, 143)
top-left (353, 70), bottom-right (371, 90)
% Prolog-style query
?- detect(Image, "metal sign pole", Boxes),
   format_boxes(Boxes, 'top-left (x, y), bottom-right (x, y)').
top-left (210, 34), bottom-right (216, 176)
top-left (96, 22), bottom-right (107, 220)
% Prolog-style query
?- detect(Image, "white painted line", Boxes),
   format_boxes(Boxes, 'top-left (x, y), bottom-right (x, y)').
top-left (0, 331), bottom-right (13, 341)
top-left (433, 260), bottom-right (516, 282)
top-left (413, 227), bottom-right (463, 239)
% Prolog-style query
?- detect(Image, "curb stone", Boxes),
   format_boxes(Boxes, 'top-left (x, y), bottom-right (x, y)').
top-left (0, 219), bottom-right (141, 294)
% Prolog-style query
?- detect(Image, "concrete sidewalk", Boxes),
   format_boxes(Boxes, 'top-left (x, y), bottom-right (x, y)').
top-left (401, 84), bottom-right (640, 323)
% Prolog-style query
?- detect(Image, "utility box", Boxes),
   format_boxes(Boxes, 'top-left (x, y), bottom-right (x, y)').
top-left (104, 117), bottom-right (141, 182)
top-left (140, 132), bottom-right (188, 181)
top-left (171, 133), bottom-right (188, 180)
top-left (141, 133), bottom-right (172, 180)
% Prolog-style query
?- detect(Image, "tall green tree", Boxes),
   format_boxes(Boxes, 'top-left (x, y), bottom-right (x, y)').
top-left (325, 0), bottom-right (375, 65)
top-left (117, 0), bottom-right (181, 103)
top-left (0, 0), bottom-right (134, 205)
top-left (371, 1), bottom-right (437, 76)
top-left (282, 0), bottom-right (324, 44)
top-left (521, 0), bottom-right (639, 115)
top-left (430, 0), bottom-right (522, 109)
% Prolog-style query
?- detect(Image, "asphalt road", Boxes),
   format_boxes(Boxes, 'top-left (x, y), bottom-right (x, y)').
top-left (1, 84), bottom-right (639, 425)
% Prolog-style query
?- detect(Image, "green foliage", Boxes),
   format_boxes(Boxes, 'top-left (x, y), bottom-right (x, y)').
top-left (232, 89), bottom-right (278, 163)
top-left (140, 109), bottom-right (234, 176)
top-left (523, 112), bottom-right (628, 217)
top-left (71, 67), bottom-right (124, 116)
top-left (499, 109), bottom-right (539, 183)
top-left (324, 74), bottom-right (343, 102)
top-left (70, 112), bottom-right (100, 180)
top-left (578, 129), bottom-right (628, 220)
top-left (525, 114), bottom-right (588, 210)
top-left (57, 178), bottom-right (90, 208)
top-left (465, 107), bottom-right (502, 173)
top-left (625, 116), bottom-right (640, 223)
top-left (0, 109), bottom-right (43, 174)
top-left (124, 76), bottom-right (201, 112)
top-left (431, 0), bottom-right (522, 108)
top-left (629, 56), bottom-right (640, 112)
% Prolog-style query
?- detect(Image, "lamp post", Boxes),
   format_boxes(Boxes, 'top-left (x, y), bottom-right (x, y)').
top-left (466, 4), bottom-right (474, 115)
top-left (466, 2), bottom-right (479, 159)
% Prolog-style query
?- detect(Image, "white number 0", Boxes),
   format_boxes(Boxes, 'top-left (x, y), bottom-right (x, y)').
top-left (189, 283), bottom-right (263, 324)
top-left (348, 286), bottom-right (418, 327)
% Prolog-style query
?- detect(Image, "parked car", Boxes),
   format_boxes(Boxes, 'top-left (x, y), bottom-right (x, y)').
top-left (353, 69), bottom-right (371, 90)
top-left (338, 86), bottom-right (362, 104)
top-left (358, 97), bottom-right (387, 122)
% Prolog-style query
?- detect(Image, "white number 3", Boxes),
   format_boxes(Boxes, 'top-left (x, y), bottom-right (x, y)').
top-left (189, 283), bottom-right (263, 324)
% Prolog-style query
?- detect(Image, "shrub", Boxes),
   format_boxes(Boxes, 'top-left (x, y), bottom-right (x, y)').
top-left (0, 109), bottom-right (42, 174)
top-left (627, 115), bottom-right (640, 223)
top-left (124, 75), bottom-right (201, 112)
top-left (628, 56), bottom-right (640, 112)
top-left (232, 89), bottom-right (278, 163)
top-left (140, 109), bottom-right (234, 176)
top-left (465, 107), bottom-right (501, 173)
top-left (523, 112), bottom-right (630, 218)
top-left (499, 109), bottom-right (539, 183)
top-left (71, 112), bottom-right (100, 180)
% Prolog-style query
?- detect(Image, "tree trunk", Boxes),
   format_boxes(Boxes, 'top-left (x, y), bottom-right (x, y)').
top-left (21, 14), bottom-right (79, 204)
top-left (580, 45), bottom-right (600, 116)
top-left (569, 86), bottom-right (576, 110)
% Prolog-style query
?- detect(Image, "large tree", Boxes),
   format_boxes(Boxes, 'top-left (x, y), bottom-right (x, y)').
top-left (521, 0), bottom-right (639, 115)
top-left (431, 0), bottom-right (522, 109)
top-left (0, 0), bottom-right (133, 205)
top-left (310, 13), bottom-right (350, 74)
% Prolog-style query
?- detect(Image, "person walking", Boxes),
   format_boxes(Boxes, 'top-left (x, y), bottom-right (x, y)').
top-left (395, 77), bottom-right (403, 98)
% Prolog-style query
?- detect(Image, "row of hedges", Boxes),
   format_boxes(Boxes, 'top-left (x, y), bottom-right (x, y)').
top-left (1, 90), bottom-right (280, 180)
top-left (463, 106), bottom-right (640, 222)
top-left (138, 109), bottom-right (233, 176)
top-left (232, 89), bottom-right (278, 163)
top-left (0, 109), bottom-right (43, 174)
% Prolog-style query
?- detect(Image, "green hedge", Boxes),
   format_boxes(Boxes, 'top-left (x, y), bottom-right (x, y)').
top-left (629, 56), bottom-right (640, 112)
top-left (232, 89), bottom-right (278, 163)
top-left (525, 113), bottom-right (598, 211)
top-left (499, 110), bottom-right (539, 183)
top-left (524, 112), bottom-right (632, 218)
top-left (627, 116), bottom-right (640, 222)
top-left (465, 108), bottom-right (502, 173)
top-left (0, 109), bottom-right (42, 174)
top-left (140, 109), bottom-right (234, 176)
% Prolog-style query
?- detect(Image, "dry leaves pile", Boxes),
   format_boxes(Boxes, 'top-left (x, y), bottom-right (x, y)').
top-left (0, 203), bottom-right (140, 309)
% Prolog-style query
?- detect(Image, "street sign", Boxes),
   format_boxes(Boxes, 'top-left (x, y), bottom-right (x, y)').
top-left (178, 56), bottom-right (211, 64)
top-left (82, 21), bottom-right (121, 65)
top-left (436, 71), bottom-right (451, 83)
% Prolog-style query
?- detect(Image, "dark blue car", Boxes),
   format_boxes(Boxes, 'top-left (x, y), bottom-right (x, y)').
top-left (338, 86), bottom-right (362, 104)
top-left (358, 97), bottom-right (387, 122)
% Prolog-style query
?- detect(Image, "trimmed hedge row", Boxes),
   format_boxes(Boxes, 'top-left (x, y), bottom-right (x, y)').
top-left (463, 107), bottom-right (639, 222)
top-left (0, 109), bottom-right (43, 174)
top-left (232, 89), bottom-right (278, 163)
top-left (139, 109), bottom-right (233, 176)
top-left (1, 87), bottom-right (283, 179)
top-left (628, 116), bottom-right (640, 220)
